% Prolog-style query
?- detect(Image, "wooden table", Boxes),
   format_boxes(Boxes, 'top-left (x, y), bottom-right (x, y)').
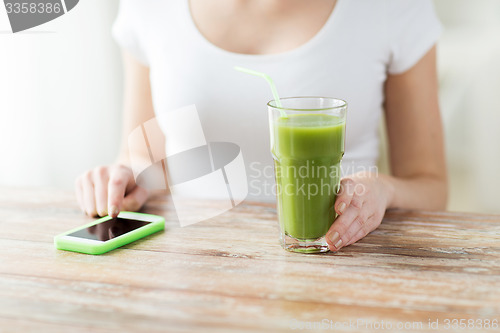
top-left (0, 188), bottom-right (499, 333)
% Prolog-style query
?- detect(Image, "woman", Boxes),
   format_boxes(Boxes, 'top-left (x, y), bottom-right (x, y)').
top-left (75, 0), bottom-right (447, 252)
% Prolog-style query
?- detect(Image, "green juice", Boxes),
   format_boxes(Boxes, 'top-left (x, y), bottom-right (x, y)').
top-left (272, 114), bottom-right (345, 240)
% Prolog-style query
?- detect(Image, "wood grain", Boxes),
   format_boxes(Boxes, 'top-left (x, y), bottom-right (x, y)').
top-left (0, 187), bottom-right (499, 333)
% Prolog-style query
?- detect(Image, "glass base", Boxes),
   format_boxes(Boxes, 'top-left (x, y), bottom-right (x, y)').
top-left (280, 233), bottom-right (330, 254)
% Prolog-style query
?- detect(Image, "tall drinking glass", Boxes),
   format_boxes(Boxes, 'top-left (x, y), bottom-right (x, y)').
top-left (268, 97), bottom-right (347, 253)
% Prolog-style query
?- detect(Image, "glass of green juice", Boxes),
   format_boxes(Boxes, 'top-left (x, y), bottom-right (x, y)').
top-left (268, 97), bottom-right (347, 253)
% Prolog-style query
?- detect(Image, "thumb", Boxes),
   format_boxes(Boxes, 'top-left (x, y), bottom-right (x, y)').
top-left (335, 178), bottom-right (356, 215)
top-left (122, 186), bottom-right (149, 212)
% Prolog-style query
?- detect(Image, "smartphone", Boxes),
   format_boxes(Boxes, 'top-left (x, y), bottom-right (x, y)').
top-left (54, 212), bottom-right (165, 255)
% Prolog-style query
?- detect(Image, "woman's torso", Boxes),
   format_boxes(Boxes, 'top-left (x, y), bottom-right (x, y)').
top-left (116, 0), bottom-right (399, 201)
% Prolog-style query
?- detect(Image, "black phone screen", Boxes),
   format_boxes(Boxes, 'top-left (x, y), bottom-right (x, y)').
top-left (68, 218), bottom-right (151, 242)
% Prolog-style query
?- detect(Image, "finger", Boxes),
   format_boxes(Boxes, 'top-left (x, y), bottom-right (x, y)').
top-left (93, 166), bottom-right (109, 217)
top-left (326, 195), bottom-right (365, 251)
top-left (335, 178), bottom-right (357, 215)
top-left (107, 166), bottom-right (135, 217)
top-left (82, 171), bottom-right (97, 217)
top-left (122, 185), bottom-right (149, 212)
top-left (344, 214), bottom-right (374, 246)
top-left (346, 228), bottom-right (368, 247)
top-left (74, 177), bottom-right (84, 213)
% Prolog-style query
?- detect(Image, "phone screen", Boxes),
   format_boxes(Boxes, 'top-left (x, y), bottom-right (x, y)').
top-left (68, 218), bottom-right (151, 242)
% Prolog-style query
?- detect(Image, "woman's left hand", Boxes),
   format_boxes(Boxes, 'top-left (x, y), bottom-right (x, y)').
top-left (326, 172), bottom-right (393, 251)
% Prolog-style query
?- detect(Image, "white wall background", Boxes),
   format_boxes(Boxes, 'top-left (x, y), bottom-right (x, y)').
top-left (0, 1), bottom-right (499, 213)
top-left (0, 0), bottom-right (122, 188)
top-left (434, 0), bottom-right (500, 213)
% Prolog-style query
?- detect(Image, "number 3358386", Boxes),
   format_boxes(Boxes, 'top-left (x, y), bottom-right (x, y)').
top-left (5, 2), bottom-right (61, 14)
top-left (443, 319), bottom-right (498, 330)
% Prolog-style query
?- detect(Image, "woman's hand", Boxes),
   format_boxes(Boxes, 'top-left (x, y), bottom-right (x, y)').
top-left (325, 46), bottom-right (447, 251)
top-left (75, 164), bottom-right (149, 218)
top-left (326, 172), bottom-right (394, 251)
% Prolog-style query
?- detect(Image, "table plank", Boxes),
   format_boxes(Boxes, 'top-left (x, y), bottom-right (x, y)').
top-left (0, 188), bottom-right (499, 332)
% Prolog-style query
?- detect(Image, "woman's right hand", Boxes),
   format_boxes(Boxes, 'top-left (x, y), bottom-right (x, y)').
top-left (75, 164), bottom-right (149, 218)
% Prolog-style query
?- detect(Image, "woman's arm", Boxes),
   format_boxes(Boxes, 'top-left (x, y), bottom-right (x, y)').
top-left (75, 51), bottom-right (164, 217)
top-left (116, 52), bottom-right (163, 165)
top-left (383, 45), bottom-right (447, 210)
top-left (325, 46), bottom-right (447, 251)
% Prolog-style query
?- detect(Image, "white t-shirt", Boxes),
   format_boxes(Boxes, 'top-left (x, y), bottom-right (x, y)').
top-left (112, 0), bottom-right (442, 201)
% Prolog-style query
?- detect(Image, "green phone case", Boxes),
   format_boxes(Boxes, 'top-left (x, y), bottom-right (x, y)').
top-left (54, 211), bottom-right (165, 255)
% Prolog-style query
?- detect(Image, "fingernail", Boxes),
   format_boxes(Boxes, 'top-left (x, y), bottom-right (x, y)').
top-left (329, 231), bottom-right (340, 245)
top-left (338, 202), bottom-right (346, 214)
top-left (110, 206), bottom-right (119, 217)
top-left (335, 238), bottom-right (343, 249)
